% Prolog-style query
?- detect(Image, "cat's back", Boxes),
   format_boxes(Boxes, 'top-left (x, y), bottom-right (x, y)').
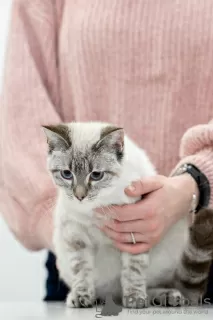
top-left (108, 134), bottom-right (157, 206)
top-left (123, 134), bottom-right (157, 178)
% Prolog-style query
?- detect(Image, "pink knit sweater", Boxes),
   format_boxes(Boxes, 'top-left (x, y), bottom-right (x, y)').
top-left (1, 0), bottom-right (213, 250)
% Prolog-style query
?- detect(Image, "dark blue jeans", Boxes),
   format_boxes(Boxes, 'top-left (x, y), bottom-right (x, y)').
top-left (44, 251), bottom-right (213, 303)
top-left (44, 252), bottom-right (69, 301)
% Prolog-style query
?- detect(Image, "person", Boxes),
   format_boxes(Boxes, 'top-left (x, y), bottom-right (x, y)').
top-left (0, 0), bottom-right (213, 302)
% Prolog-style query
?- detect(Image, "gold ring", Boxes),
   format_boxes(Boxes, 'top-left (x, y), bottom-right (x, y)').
top-left (131, 232), bottom-right (136, 244)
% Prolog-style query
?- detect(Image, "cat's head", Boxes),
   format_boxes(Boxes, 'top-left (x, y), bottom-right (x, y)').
top-left (43, 122), bottom-right (125, 204)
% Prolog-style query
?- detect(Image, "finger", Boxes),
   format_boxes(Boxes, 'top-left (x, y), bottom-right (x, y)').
top-left (95, 200), bottom-right (154, 222)
top-left (125, 175), bottom-right (165, 197)
top-left (114, 242), bottom-right (150, 254)
top-left (95, 205), bottom-right (124, 220)
top-left (105, 219), bottom-right (157, 233)
top-left (101, 226), bottom-right (147, 243)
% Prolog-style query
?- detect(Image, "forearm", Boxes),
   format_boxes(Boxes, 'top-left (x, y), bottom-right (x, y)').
top-left (172, 124), bottom-right (213, 209)
top-left (0, 0), bottom-right (62, 250)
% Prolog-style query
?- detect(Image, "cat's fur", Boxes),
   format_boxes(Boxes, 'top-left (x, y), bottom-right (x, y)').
top-left (43, 121), bottom-right (213, 308)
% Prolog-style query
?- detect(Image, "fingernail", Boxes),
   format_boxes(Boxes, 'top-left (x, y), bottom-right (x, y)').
top-left (94, 208), bottom-right (102, 214)
top-left (95, 213), bottom-right (103, 219)
top-left (126, 184), bottom-right (136, 192)
top-left (93, 220), bottom-right (103, 228)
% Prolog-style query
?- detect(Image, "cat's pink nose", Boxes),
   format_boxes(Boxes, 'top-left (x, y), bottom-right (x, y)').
top-left (76, 194), bottom-right (85, 201)
top-left (74, 185), bottom-right (87, 201)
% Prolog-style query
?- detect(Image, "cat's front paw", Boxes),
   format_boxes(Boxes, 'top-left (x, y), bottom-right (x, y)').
top-left (122, 292), bottom-right (148, 309)
top-left (153, 289), bottom-right (185, 307)
top-left (66, 288), bottom-right (95, 308)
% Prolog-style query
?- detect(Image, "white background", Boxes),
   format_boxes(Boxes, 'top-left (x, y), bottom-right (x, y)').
top-left (0, 1), bottom-right (46, 302)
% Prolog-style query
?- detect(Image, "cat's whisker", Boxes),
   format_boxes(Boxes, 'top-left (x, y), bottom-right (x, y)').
top-left (106, 205), bottom-right (116, 220)
top-left (98, 206), bottom-right (111, 222)
top-left (105, 207), bottom-right (112, 221)
top-left (100, 206), bottom-right (108, 219)
top-left (109, 205), bottom-right (119, 220)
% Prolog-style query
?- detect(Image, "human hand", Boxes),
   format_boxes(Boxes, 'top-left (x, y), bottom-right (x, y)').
top-left (96, 174), bottom-right (199, 254)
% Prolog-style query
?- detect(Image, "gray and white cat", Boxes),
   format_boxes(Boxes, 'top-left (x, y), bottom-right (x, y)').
top-left (43, 122), bottom-right (213, 308)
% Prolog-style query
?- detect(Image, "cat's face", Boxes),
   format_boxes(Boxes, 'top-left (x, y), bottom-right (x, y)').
top-left (43, 123), bottom-right (124, 203)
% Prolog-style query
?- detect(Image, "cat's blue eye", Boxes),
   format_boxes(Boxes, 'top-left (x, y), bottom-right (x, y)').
top-left (61, 170), bottom-right (73, 180)
top-left (90, 171), bottom-right (104, 181)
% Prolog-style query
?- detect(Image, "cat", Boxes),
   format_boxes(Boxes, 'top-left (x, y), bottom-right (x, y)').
top-left (43, 121), bottom-right (213, 308)
top-left (173, 207), bottom-right (213, 306)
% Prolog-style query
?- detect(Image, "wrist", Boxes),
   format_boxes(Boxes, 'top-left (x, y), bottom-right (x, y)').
top-left (175, 173), bottom-right (199, 206)
top-left (171, 163), bottom-right (210, 212)
top-left (170, 174), bottom-right (200, 215)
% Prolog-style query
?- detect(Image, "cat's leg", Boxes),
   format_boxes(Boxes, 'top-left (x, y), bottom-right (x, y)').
top-left (173, 208), bottom-right (213, 306)
top-left (57, 239), bottom-right (95, 308)
top-left (121, 252), bottom-right (148, 308)
top-left (148, 288), bottom-right (185, 307)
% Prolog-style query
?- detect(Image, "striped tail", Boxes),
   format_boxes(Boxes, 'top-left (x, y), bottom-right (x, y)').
top-left (174, 208), bottom-right (213, 305)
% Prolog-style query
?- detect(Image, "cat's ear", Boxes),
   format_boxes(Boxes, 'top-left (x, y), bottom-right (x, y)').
top-left (42, 124), bottom-right (71, 153)
top-left (95, 126), bottom-right (124, 156)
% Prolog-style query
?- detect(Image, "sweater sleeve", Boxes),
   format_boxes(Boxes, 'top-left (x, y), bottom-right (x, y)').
top-left (0, 0), bottom-right (64, 250)
top-left (173, 123), bottom-right (213, 207)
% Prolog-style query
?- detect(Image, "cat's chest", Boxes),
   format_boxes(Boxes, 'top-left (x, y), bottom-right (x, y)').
top-left (60, 217), bottom-right (112, 247)
top-left (88, 223), bottom-right (113, 247)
